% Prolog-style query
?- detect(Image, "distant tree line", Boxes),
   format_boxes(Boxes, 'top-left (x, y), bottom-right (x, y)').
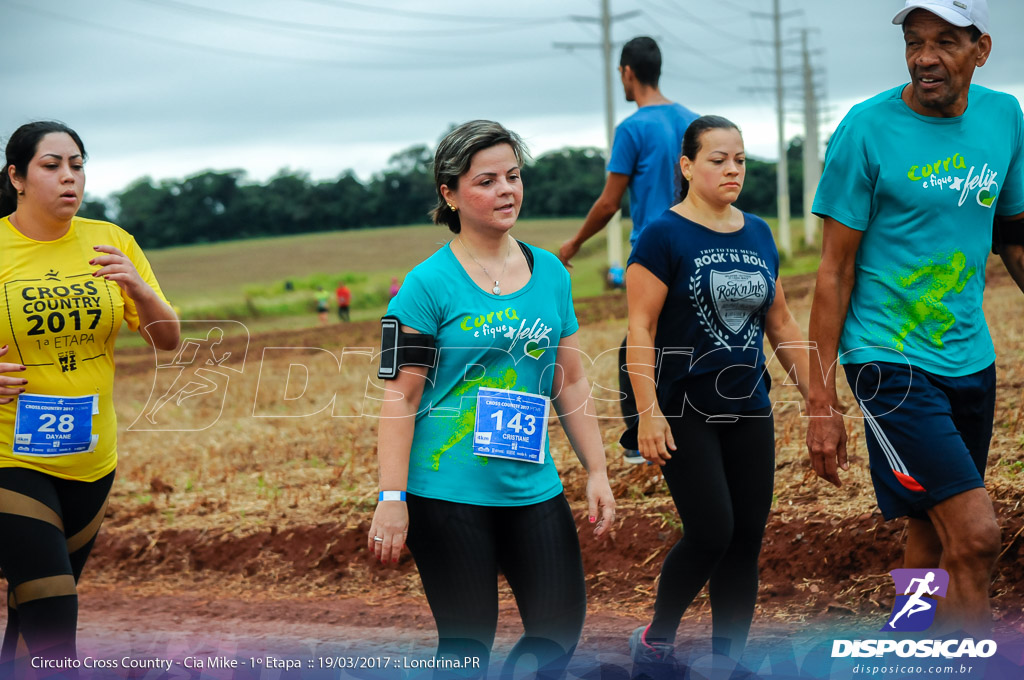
top-left (79, 139), bottom-right (812, 248)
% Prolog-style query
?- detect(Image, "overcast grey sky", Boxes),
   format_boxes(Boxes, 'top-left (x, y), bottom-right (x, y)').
top-left (4, 0), bottom-right (1023, 199)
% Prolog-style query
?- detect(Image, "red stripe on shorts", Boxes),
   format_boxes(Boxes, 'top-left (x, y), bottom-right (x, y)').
top-left (893, 469), bottom-right (926, 493)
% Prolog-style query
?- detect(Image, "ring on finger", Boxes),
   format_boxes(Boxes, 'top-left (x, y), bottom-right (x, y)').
top-left (373, 536), bottom-right (384, 543)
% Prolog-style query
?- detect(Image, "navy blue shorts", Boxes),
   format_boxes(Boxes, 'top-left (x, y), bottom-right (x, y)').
top-left (843, 362), bottom-right (996, 520)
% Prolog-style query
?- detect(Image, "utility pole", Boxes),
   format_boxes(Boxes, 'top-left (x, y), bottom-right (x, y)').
top-left (800, 28), bottom-right (822, 247)
top-left (751, 1), bottom-right (801, 258)
top-left (599, 0), bottom-right (622, 272)
top-left (555, 1), bottom-right (639, 271)
top-left (771, 0), bottom-right (791, 257)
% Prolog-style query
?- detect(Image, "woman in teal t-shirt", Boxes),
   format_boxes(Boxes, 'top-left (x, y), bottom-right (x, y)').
top-left (368, 120), bottom-right (615, 677)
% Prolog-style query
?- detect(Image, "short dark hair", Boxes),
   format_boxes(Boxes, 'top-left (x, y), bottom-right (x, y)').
top-left (679, 115), bottom-right (742, 198)
top-left (619, 37), bottom-right (661, 88)
top-left (431, 120), bottom-right (528, 234)
top-left (1, 121), bottom-right (86, 217)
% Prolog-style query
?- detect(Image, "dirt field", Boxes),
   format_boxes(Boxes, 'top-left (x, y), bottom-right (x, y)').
top-left (7, 263), bottom-right (1024, 672)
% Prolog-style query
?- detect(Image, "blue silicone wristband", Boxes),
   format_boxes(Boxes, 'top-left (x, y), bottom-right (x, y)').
top-left (378, 490), bottom-right (407, 502)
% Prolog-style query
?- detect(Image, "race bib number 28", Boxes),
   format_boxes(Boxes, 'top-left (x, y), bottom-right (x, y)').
top-left (13, 393), bottom-right (99, 457)
top-left (473, 388), bottom-right (548, 464)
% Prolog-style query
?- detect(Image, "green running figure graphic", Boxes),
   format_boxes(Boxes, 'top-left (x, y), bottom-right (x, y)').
top-left (891, 252), bottom-right (975, 351)
top-left (431, 366), bottom-right (519, 470)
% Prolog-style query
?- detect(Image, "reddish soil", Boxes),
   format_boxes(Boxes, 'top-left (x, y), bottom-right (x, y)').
top-left (7, 267), bottom-right (1024, 670)
top-left (86, 495), bottom-right (1024, 626)
top-left (66, 494), bottom-right (1024, 671)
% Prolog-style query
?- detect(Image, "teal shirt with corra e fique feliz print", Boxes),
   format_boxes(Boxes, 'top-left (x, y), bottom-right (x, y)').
top-left (813, 84), bottom-right (1024, 376)
top-left (386, 242), bottom-right (578, 506)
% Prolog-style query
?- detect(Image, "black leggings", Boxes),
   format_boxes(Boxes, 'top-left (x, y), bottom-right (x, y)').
top-left (647, 406), bottom-right (775, 659)
top-left (406, 493), bottom-right (587, 679)
top-left (0, 467), bottom-right (114, 671)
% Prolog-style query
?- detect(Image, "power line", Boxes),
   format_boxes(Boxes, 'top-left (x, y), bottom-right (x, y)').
top-left (7, 2), bottom-right (562, 70)
top-left (622, 11), bottom-right (650, 38)
top-left (639, 0), bottom-right (756, 44)
top-left (633, 7), bottom-right (748, 72)
top-left (745, 9), bottom-right (776, 108)
top-left (718, 0), bottom-right (757, 14)
top-left (566, 49), bottom-right (601, 74)
top-left (635, 13), bottom-right (748, 84)
top-left (130, 0), bottom-right (564, 43)
top-left (631, 7), bottom-right (767, 93)
top-left (299, 0), bottom-right (556, 24)
top-left (652, 28), bottom-right (748, 72)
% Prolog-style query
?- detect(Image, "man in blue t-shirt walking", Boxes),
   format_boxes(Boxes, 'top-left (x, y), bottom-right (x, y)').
top-left (806, 0), bottom-right (1024, 635)
top-left (559, 36), bottom-right (698, 463)
top-left (559, 36), bottom-right (698, 261)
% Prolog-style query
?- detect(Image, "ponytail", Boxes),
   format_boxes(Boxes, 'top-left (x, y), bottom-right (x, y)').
top-left (0, 165), bottom-right (16, 217)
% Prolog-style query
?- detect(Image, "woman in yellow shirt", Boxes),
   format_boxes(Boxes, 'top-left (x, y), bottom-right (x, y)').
top-left (0, 121), bottom-right (179, 673)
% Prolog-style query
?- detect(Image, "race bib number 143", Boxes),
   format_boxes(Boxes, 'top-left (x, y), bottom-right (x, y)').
top-left (473, 388), bottom-right (548, 464)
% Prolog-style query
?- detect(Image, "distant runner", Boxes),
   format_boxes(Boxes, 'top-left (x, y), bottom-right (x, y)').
top-left (335, 281), bottom-right (351, 322)
top-left (315, 286), bottom-right (329, 326)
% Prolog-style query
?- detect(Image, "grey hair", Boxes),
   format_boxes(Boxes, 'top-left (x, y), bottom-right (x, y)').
top-left (431, 120), bottom-right (529, 233)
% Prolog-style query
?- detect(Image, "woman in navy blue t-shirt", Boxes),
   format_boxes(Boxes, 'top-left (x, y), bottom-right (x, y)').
top-left (624, 115), bottom-right (810, 669)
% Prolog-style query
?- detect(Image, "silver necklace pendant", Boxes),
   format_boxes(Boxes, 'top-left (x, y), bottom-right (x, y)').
top-left (458, 235), bottom-right (511, 296)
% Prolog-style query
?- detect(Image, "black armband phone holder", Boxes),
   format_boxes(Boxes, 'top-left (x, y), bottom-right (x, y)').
top-left (994, 214), bottom-right (1024, 251)
top-left (378, 315), bottom-right (437, 380)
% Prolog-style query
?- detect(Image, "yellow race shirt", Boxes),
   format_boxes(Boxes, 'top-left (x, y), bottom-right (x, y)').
top-left (0, 216), bottom-right (169, 481)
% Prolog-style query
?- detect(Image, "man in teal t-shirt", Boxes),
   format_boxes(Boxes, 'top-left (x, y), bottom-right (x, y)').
top-left (807, 0), bottom-right (1024, 635)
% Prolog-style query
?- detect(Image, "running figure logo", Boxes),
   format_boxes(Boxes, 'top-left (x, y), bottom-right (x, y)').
top-left (889, 252), bottom-right (975, 351)
top-left (130, 321), bottom-right (249, 432)
top-left (882, 568), bottom-right (949, 632)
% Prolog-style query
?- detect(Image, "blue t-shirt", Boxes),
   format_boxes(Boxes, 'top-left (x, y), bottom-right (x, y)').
top-left (386, 242), bottom-right (579, 506)
top-left (608, 103), bottom-right (700, 244)
top-left (813, 84), bottom-right (1024, 377)
top-left (628, 210), bottom-right (779, 414)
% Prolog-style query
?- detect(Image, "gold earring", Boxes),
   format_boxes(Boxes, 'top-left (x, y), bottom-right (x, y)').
top-left (17, 190), bottom-right (24, 196)
top-left (448, 203), bottom-right (457, 212)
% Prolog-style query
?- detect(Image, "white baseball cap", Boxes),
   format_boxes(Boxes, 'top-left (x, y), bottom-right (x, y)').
top-left (892, 0), bottom-right (989, 35)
